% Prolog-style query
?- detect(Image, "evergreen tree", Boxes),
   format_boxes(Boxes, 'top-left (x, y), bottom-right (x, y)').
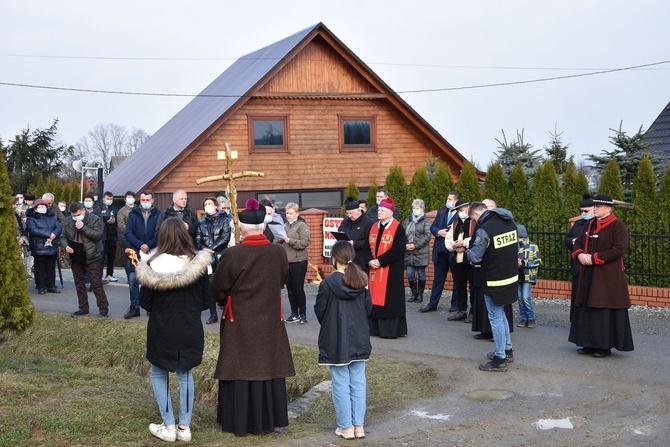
top-left (483, 162), bottom-right (507, 209)
top-left (659, 162), bottom-right (670, 287)
top-left (409, 166), bottom-right (432, 209)
top-left (561, 161), bottom-right (587, 221)
top-left (424, 151), bottom-right (441, 181)
top-left (366, 180), bottom-right (378, 211)
top-left (385, 165), bottom-right (410, 220)
top-left (341, 179), bottom-right (360, 217)
top-left (456, 161), bottom-right (481, 203)
top-left (34, 176), bottom-right (46, 200)
top-left (598, 156), bottom-right (628, 221)
top-left (507, 162), bottom-right (532, 225)
top-left (544, 126), bottom-right (571, 178)
top-left (2, 120), bottom-right (73, 194)
top-left (494, 129), bottom-right (543, 179)
top-left (629, 153), bottom-right (658, 286)
top-left (587, 122), bottom-right (666, 199)
top-left (533, 161), bottom-right (561, 223)
top-left (660, 162), bottom-right (670, 224)
top-left (631, 153), bottom-right (658, 223)
top-left (0, 151), bottom-right (35, 335)
top-left (431, 162), bottom-right (455, 212)
top-left (576, 168), bottom-right (590, 197)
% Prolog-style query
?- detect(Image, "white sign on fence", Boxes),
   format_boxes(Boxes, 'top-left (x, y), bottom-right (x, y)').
top-left (322, 217), bottom-right (344, 258)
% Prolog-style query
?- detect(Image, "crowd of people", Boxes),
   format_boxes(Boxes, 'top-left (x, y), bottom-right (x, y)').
top-left (13, 185), bottom-right (634, 442)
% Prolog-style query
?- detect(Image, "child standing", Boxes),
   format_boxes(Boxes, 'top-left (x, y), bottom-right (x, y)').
top-left (517, 225), bottom-right (542, 328)
top-left (314, 241), bottom-right (372, 440)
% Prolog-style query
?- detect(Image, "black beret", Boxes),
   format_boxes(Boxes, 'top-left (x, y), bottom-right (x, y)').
top-left (345, 198), bottom-right (360, 210)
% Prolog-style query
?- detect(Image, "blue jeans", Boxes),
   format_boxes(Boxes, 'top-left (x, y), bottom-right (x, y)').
top-left (125, 258), bottom-right (139, 307)
top-left (518, 282), bottom-right (535, 320)
top-left (406, 265), bottom-right (426, 281)
top-left (151, 364), bottom-right (194, 427)
top-left (484, 294), bottom-right (512, 359)
top-left (330, 361), bottom-right (366, 429)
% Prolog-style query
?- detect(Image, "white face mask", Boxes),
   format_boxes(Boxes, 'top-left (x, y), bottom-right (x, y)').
top-left (104, 200), bottom-right (113, 206)
top-left (458, 211), bottom-right (468, 220)
top-left (264, 215), bottom-right (274, 224)
top-left (35, 207), bottom-right (47, 214)
top-left (204, 204), bottom-right (217, 215)
top-left (72, 214), bottom-right (85, 222)
top-left (17, 198), bottom-right (24, 204)
top-left (83, 201), bottom-right (94, 209)
top-left (59, 206), bottom-right (66, 212)
top-left (126, 197), bottom-right (135, 205)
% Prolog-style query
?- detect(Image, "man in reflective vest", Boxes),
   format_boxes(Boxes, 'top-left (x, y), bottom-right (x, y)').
top-left (466, 202), bottom-right (518, 372)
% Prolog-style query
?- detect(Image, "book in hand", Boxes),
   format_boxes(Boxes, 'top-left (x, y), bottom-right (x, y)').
top-left (68, 240), bottom-right (87, 265)
top-left (331, 231), bottom-right (350, 241)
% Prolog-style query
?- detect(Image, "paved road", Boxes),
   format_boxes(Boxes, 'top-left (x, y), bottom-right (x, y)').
top-left (30, 269), bottom-right (670, 446)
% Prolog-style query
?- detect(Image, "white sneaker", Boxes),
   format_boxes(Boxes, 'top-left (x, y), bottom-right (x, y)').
top-left (176, 425), bottom-right (192, 442)
top-left (149, 423), bottom-right (176, 442)
top-left (105, 275), bottom-right (118, 282)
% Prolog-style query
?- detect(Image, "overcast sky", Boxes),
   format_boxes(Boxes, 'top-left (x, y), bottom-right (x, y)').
top-left (1, 0), bottom-right (669, 169)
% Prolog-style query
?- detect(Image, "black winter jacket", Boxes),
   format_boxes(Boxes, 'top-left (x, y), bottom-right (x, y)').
top-left (314, 271), bottom-right (372, 365)
top-left (137, 251), bottom-right (212, 372)
top-left (195, 212), bottom-right (231, 259)
top-left (338, 213), bottom-right (374, 271)
top-left (25, 208), bottom-right (62, 256)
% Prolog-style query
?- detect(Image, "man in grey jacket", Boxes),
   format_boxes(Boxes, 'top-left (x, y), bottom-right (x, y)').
top-left (60, 202), bottom-right (110, 317)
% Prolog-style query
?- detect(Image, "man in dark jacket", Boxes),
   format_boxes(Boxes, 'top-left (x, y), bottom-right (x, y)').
top-left (124, 190), bottom-right (162, 319)
top-left (155, 189), bottom-right (199, 244)
top-left (61, 202), bottom-right (110, 317)
top-left (420, 191), bottom-right (460, 312)
top-left (339, 198), bottom-right (373, 271)
top-left (564, 194), bottom-right (593, 322)
top-left (466, 202), bottom-right (518, 372)
top-left (100, 191), bottom-right (119, 282)
top-left (366, 189), bottom-right (400, 221)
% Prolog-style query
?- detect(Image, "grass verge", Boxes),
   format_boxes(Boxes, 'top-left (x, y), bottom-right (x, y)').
top-left (0, 312), bottom-right (439, 446)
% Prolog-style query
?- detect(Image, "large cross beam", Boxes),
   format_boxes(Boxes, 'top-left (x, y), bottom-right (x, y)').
top-left (196, 142), bottom-right (264, 244)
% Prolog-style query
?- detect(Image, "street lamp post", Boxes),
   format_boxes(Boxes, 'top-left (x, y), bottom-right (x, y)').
top-left (72, 160), bottom-right (99, 202)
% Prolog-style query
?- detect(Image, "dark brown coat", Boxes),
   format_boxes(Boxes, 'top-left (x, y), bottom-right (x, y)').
top-left (211, 236), bottom-right (295, 381)
top-left (573, 214), bottom-right (630, 309)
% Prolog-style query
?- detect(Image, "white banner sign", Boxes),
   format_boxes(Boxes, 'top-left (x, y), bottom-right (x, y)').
top-left (322, 217), bottom-right (344, 257)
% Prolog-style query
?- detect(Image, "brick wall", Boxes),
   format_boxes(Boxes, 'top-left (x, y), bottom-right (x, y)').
top-left (299, 209), bottom-right (668, 308)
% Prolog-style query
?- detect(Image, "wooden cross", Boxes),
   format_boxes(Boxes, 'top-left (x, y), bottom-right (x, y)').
top-left (196, 142), bottom-right (264, 244)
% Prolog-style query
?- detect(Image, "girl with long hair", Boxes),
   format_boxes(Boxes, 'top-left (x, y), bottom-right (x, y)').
top-left (137, 217), bottom-right (212, 443)
top-left (314, 241), bottom-right (372, 440)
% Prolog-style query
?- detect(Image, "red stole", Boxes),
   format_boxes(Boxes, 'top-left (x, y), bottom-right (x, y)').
top-left (368, 218), bottom-right (399, 307)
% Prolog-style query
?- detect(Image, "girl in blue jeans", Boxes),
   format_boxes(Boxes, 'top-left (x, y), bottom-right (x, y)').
top-left (137, 218), bottom-right (212, 442)
top-left (314, 241), bottom-right (372, 440)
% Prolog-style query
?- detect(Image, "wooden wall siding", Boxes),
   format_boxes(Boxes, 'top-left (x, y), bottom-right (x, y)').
top-left (260, 37), bottom-right (376, 95)
top-left (157, 97), bottom-right (456, 194)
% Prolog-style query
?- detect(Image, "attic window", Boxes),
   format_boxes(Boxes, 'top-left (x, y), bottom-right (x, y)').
top-left (248, 115), bottom-right (290, 152)
top-left (339, 115), bottom-right (377, 152)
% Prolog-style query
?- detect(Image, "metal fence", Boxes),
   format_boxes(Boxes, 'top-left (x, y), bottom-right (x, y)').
top-left (527, 220), bottom-right (670, 288)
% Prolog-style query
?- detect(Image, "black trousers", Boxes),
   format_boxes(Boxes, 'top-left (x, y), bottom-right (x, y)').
top-left (33, 254), bottom-right (57, 290)
top-left (104, 240), bottom-right (117, 276)
top-left (286, 260), bottom-right (308, 316)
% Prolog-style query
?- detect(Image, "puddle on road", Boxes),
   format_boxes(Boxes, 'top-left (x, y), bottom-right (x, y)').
top-left (464, 389), bottom-right (515, 401)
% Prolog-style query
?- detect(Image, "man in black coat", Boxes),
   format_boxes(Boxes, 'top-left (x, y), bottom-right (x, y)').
top-left (100, 191), bottom-right (119, 282)
top-left (564, 194), bottom-right (593, 322)
top-left (339, 198), bottom-right (373, 272)
top-left (155, 189), bottom-right (199, 244)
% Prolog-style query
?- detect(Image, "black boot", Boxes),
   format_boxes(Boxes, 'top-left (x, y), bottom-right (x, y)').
top-left (479, 355), bottom-right (508, 372)
top-left (407, 280), bottom-right (417, 302)
top-left (123, 305), bottom-right (140, 319)
top-left (415, 280), bottom-right (426, 303)
top-left (206, 311), bottom-right (218, 324)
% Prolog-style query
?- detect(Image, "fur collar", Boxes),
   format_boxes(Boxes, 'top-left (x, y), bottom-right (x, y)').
top-left (136, 250), bottom-right (211, 290)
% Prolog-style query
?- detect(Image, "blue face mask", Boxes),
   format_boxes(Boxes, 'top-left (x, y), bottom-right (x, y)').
top-left (83, 201), bottom-right (93, 209)
top-left (582, 213), bottom-right (591, 221)
top-left (376, 200), bottom-right (381, 206)
top-left (412, 210), bottom-right (422, 217)
top-left (72, 214), bottom-right (85, 222)
top-left (141, 202), bottom-right (152, 210)
top-left (446, 202), bottom-right (452, 209)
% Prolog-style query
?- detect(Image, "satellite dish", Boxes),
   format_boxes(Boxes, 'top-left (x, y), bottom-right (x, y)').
top-left (72, 160), bottom-right (83, 173)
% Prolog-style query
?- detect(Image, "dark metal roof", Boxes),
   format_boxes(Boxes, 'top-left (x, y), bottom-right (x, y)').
top-left (104, 23), bottom-right (319, 194)
top-left (645, 100), bottom-right (670, 159)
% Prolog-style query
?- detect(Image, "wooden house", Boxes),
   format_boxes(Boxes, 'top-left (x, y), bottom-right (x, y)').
top-left (104, 22), bottom-right (472, 212)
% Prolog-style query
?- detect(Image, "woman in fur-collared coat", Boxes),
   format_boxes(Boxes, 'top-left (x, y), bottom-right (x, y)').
top-left (137, 217), bottom-right (212, 443)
